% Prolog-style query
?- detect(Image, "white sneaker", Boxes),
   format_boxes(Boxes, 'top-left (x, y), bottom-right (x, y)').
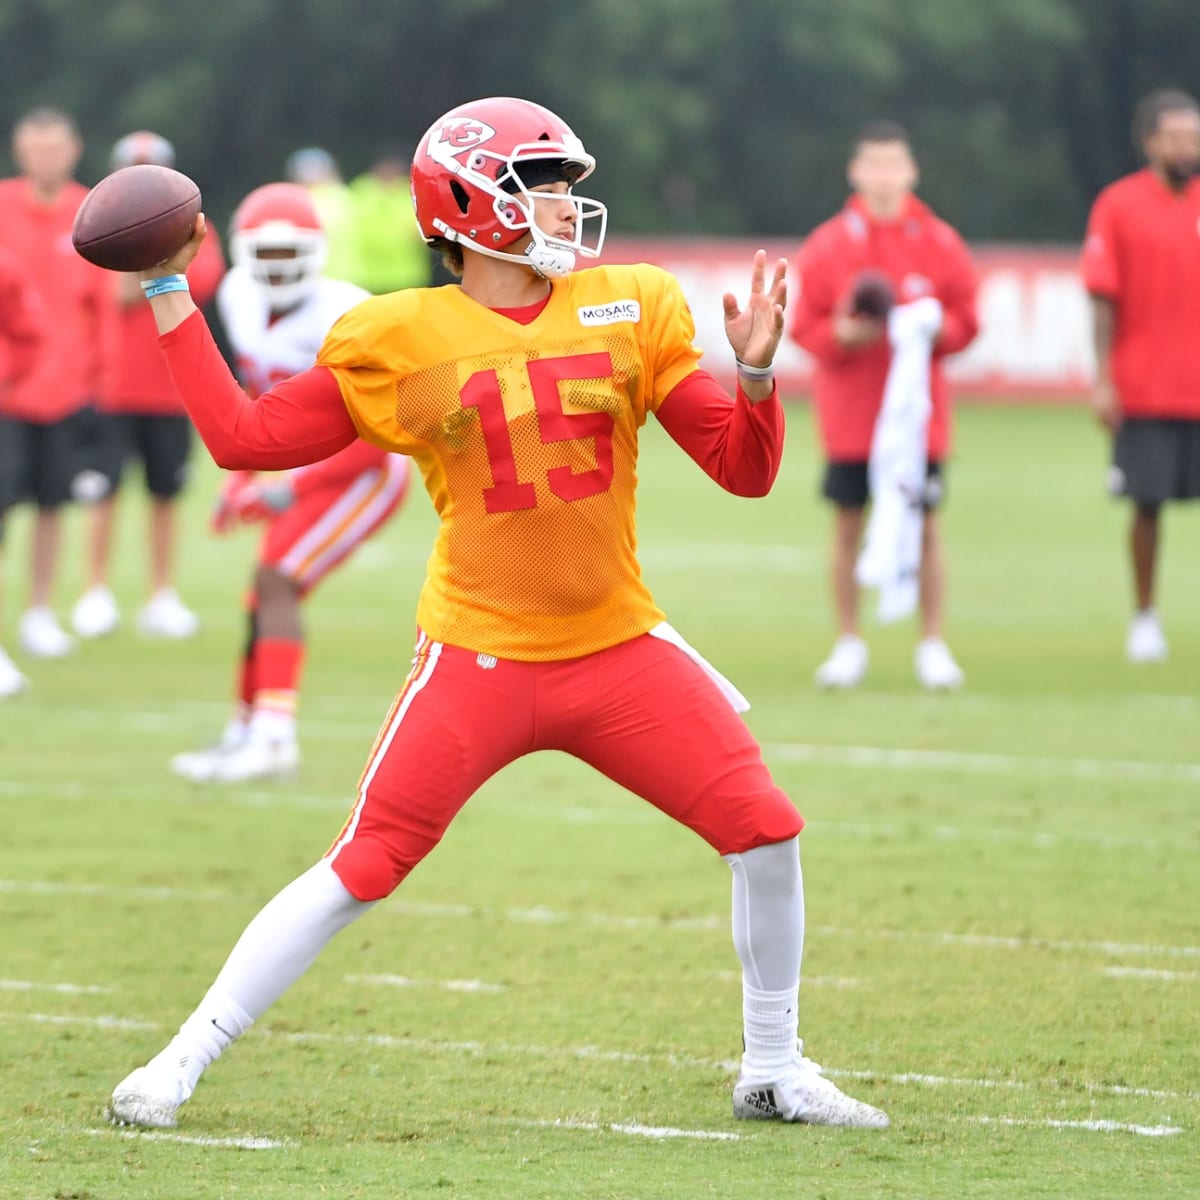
top-left (0, 646), bottom-right (30, 697)
top-left (138, 589), bottom-right (201, 639)
top-left (1126, 611), bottom-right (1168, 664)
top-left (109, 1062), bottom-right (194, 1129)
top-left (915, 637), bottom-right (965, 690)
top-left (814, 635), bottom-right (868, 689)
top-left (18, 607), bottom-right (74, 658)
top-left (733, 1045), bottom-right (889, 1129)
top-left (207, 735), bottom-right (300, 784)
top-left (71, 586), bottom-right (120, 639)
top-left (169, 722), bottom-right (250, 782)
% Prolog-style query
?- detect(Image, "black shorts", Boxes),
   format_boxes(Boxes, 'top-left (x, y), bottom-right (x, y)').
top-left (821, 459), bottom-right (945, 511)
top-left (0, 409), bottom-right (97, 514)
top-left (1110, 417), bottom-right (1200, 506)
top-left (82, 411), bottom-right (194, 500)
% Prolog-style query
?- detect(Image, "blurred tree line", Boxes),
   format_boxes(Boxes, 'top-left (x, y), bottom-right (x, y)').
top-left (0, 0), bottom-right (1195, 242)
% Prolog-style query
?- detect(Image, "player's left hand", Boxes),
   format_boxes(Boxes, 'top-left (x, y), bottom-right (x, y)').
top-left (231, 480), bottom-right (295, 526)
top-left (722, 250), bottom-right (787, 370)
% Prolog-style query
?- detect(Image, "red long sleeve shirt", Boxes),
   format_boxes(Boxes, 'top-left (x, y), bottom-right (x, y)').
top-left (0, 178), bottom-right (120, 422)
top-left (790, 194), bottom-right (978, 461)
top-left (106, 228), bottom-right (226, 414)
top-left (160, 310), bottom-right (783, 494)
top-left (0, 244), bottom-right (48, 389)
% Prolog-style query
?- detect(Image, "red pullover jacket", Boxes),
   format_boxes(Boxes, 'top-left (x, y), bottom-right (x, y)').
top-left (790, 194), bottom-right (978, 461)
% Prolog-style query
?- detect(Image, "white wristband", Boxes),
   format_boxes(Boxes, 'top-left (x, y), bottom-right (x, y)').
top-left (735, 358), bottom-right (774, 382)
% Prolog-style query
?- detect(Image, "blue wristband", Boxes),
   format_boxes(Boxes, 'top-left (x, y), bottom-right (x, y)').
top-left (141, 274), bottom-right (190, 299)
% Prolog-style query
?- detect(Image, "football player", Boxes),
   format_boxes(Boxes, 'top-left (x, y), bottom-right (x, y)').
top-left (169, 183), bottom-right (410, 783)
top-left (110, 97), bottom-right (888, 1131)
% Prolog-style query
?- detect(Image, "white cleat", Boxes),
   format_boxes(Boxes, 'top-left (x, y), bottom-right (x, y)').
top-left (0, 646), bottom-right (30, 697)
top-left (914, 637), bottom-right (965, 690)
top-left (814, 635), bottom-right (868, 690)
top-left (109, 1063), bottom-right (193, 1129)
top-left (1126, 611), bottom-right (1167, 664)
top-left (733, 1046), bottom-right (889, 1129)
top-left (18, 607), bottom-right (74, 658)
top-left (71, 587), bottom-right (120, 639)
top-left (138, 589), bottom-right (201, 639)
top-left (169, 724), bottom-right (249, 783)
top-left (207, 736), bottom-right (300, 784)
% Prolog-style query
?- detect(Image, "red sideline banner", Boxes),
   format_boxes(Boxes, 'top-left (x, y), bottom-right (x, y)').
top-left (599, 238), bottom-right (1094, 400)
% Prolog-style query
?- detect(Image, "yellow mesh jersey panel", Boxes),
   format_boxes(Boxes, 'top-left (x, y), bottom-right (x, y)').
top-left (318, 264), bottom-right (702, 660)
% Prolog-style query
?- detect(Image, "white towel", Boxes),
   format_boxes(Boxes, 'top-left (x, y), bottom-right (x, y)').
top-left (648, 621), bottom-right (750, 713)
top-left (856, 297), bottom-right (943, 623)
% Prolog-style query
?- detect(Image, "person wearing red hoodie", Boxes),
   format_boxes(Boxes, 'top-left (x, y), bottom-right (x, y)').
top-left (0, 244), bottom-right (49, 695)
top-left (790, 121), bottom-right (978, 690)
top-left (0, 108), bottom-right (120, 659)
top-left (71, 131), bottom-right (226, 643)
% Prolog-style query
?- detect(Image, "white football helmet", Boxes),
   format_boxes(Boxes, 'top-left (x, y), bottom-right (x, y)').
top-left (229, 183), bottom-right (327, 311)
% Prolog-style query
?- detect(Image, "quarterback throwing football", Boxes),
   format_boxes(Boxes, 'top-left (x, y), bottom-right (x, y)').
top-left (109, 96), bottom-right (888, 1132)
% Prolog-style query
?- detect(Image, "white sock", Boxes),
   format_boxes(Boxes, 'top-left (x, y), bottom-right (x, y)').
top-left (725, 837), bottom-right (805, 1078)
top-left (153, 860), bottom-right (372, 1086)
top-left (248, 707), bottom-right (297, 743)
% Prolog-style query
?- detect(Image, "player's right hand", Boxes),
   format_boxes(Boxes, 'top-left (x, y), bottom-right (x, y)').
top-left (833, 312), bottom-right (884, 349)
top-left (1091, 379), bottom-right (1123, 433)
top-left (137, 212), bottom-right (208, 281)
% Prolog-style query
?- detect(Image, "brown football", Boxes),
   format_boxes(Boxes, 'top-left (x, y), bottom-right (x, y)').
top-left (849, 269), bottom-right (896, 320)
top-left (72, 164), bottom-right (201, 272)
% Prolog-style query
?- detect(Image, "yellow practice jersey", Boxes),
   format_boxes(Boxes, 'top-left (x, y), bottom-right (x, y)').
top-left (318, 263), bottom-right (702, 660)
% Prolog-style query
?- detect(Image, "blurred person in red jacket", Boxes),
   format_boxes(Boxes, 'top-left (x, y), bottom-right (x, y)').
top-left (1082, 89), bottom-right (1200, 665)
top-left (790, 121), bottom-right (978, 690)
top-left (71, 132), bottom-right (226, 642)
top-left (0, 108), bottom-right (120, 659)
top-left (0, 245), bottom-right (49, 695)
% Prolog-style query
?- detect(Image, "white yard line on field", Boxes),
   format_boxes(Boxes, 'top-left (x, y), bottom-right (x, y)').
top-left (344, 973), bottom-right (506, 993)
top-left (768, 741), bottom-right (1200, 785)
top-left (1101, 966), bottom-right (1199, 982)
top-left (87, 1127), bottom-right (293, 1150)
top-left (0, 978), bottom-right (112, 994)
top-left (9, 1012), bottom-right (1198, 1103)
top-left (0, 878), bottom-right (227, 901)
top-left (972, 1116), bottom-right (1184, 1137)
top-left (517, 1116), bottom-right (743, 1141)
top-left (4, 1012), bottom-right (156, 1031)
top-left (5, 877), bottom-right (1198, 963)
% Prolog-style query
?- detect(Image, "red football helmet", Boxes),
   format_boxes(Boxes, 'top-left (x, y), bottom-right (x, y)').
top-left (230, 182), bottom-right (327, 310)
top-left (410, 96), bottom-right (607, 278)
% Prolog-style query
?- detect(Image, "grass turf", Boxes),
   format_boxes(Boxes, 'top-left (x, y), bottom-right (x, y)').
top-left (0, 401), bottom-right (1197, 1199)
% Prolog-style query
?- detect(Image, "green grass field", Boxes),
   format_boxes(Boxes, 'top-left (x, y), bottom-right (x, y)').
top-left (1, 402), bottom-right (1198, 1200)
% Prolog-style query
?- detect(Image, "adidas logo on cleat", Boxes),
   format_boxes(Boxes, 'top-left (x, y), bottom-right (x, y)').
top-left (741, 1087), bottom-right (779, 1116)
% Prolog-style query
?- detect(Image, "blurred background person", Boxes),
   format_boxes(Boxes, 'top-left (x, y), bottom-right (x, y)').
top-left (0, 107), bottom-right (119, 659)
top-left (284, 145), bottom-right (360, 284)
top-left (346, 145), bottom-right (433, 294)
top-left (169, 182), bottom-right (409, 784)
top-left (0, 243), bottom-right (48, 696)
top-left (790, 120), bottom-right (978, 691)
top-left (72, 131), bottom-right (227, 641)
top-left (1082, 88), bottom-right (1200, 665)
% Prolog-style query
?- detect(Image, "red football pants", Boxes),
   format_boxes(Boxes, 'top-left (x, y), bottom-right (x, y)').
top-left (260, 458), bottom-right (409, 596)
top-left (326, 631), bottom-right (803, 901)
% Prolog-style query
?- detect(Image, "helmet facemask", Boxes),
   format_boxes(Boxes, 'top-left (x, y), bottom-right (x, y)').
top-left (231, 221), bottom-right (327, 312)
